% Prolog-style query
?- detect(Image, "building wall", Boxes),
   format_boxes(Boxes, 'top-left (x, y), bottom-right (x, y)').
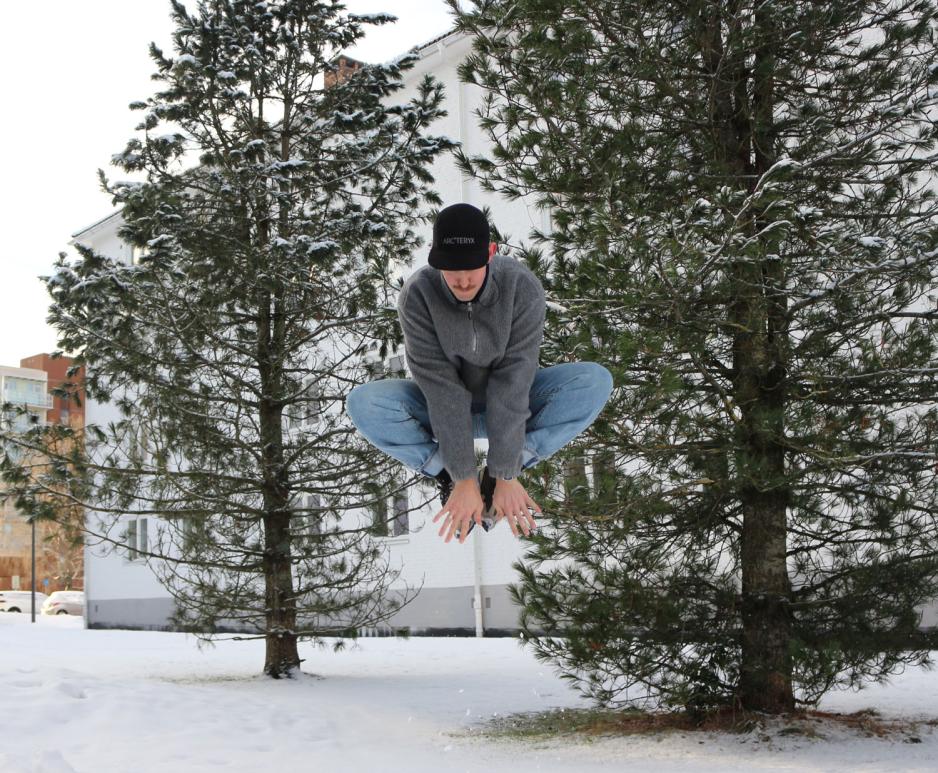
top-left (81, 379), bottom-right (170, 628)
top-left (20, 354), bottom-right (85, 590)
top-left (19, 353), bottom-right (85, 428)
top-left (1, 360), bottom-right (86, 592)
top-left (0, 366), bottom-right (49, 591)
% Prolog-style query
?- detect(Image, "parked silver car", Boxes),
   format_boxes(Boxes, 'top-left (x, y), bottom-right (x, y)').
top-left (0, 590), bottom-right (49, 614)
top-left (41, 591), bottom-right (85, 616)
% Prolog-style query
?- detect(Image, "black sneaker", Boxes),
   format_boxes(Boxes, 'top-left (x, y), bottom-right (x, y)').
top-left (434, 469), bottom-right (454, 508)
top-left (478, 465), bottom-right (497, 532)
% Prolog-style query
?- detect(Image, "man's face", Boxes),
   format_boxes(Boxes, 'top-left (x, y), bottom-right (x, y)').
top-left (441, 243), bottom-right (497, 301)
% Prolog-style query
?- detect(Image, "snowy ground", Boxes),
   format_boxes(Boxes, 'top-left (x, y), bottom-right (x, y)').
top-left (2, 613), bottom-right (937, 772)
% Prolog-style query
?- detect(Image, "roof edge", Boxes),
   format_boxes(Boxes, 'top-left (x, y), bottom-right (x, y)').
top-left (70, 210), bottom-right (122, 240)
top-left (408, 26), bottom-right (463, 60)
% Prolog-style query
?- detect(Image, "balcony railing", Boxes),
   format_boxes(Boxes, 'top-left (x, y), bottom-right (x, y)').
top-left (1, 391), bottom-right (54, 409)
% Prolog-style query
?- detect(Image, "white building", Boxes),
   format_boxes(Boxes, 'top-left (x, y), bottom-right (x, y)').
top-left (0, 365), bottom-right (51, 433)
top-left (77, 29), bottom-right (558, 635)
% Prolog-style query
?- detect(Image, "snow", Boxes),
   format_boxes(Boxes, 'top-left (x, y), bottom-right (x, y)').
top-left (2, 613), bottom-right (937, 772)
top-left (545, 300), bottom-right (569, 314)
top-left (349, 12), bottom-right (397, 22)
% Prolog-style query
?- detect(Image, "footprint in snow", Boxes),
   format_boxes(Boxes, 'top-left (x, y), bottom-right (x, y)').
top-left (53, 682), bottom-right (87, 700)
top-left (34, 750), bottom-right (77, 773)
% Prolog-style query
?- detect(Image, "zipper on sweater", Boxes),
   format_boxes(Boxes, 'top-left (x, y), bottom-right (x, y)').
top-left (467, 302), bottom-right (477, 352)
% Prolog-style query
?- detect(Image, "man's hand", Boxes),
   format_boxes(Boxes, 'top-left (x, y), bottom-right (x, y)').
top-left (433, 478), bottom-right (484, 544)
top-left (492, 479), bottom-right (541, 537)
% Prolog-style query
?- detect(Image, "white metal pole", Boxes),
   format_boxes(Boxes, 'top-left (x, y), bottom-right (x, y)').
top-left (30, 518), bottom-right (36, 623)
top-left (472, 526), bottom-right (484, 637)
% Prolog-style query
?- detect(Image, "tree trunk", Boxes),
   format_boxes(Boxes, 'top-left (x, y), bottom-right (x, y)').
top-left (702, 0), bottom-right (794, 713)
top-left (737, 421), bottom-right (793, 712)
top-left (730, 228), bottom-right (793, 709)
top-left (735, 1), bottom-right (794, 713)
top-left (257, 258), bottom-right (300, 678)
top-left (262, 507), bottom-right (300, 678)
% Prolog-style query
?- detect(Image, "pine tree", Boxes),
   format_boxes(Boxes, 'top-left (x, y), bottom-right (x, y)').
top-left (451, 0), bottom-right (938, 712)
top-left (2, 0), bottom-right (452, 677)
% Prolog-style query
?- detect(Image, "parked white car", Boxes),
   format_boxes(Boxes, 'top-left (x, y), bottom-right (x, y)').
top-left (0, 590), bottom-right (49, 614)
top-left (41, 591), bottom-right (85, 616)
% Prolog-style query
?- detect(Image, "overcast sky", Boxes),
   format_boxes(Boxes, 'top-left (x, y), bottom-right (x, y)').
top-left (0, 0), bottom-right (456, 368)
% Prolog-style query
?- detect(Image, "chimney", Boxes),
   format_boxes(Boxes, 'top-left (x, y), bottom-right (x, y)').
top-left (325, 55), bottom-right (365, 89)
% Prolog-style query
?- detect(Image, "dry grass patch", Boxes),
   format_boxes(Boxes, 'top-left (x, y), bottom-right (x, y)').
top-left (479, 706), bottom-right (936, 744)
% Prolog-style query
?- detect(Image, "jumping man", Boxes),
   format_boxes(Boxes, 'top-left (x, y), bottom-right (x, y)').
top-left (347, 203), bottom-right (613, 543)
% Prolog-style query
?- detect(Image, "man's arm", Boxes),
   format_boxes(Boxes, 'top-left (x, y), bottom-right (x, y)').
top-left (485, 273), bottom-right (546, 479)
top-left (397, 283), bottom-right (478, 481)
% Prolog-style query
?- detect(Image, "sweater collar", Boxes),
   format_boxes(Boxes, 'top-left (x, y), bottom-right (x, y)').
top-left (437, 257), bottom-right (500, 307)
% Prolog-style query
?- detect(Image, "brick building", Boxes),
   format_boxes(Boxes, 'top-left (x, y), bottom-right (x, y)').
top-left (0, 356), bottom-right (85, 592)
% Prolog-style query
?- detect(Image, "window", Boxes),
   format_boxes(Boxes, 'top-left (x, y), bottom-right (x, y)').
top-left (363, 351), bottom-right (408, 381)
top-left (387, 354), bottom-right (407, 378)
top-left (284, 379), bottom-right (324, 433)
top-left (125, 516), bottom-right (148, 561)
top-left (303, 494), bottom-right (323, 543)
top-left (392, 491), bottom-right (409, 537)
top-left (181, 516), bottom-right (206, 552)
top-left (289, 493), bottom-right (324, 551)
top-left (366, 483), bottom-right (409, 538)
top-left (130, 421), bottom-right (150, 465)
top-left (369, 487), bottom-right (389, 537)
top-left (301, 380), bottom-right (324, 426)
top-left (2, 376), bottom-right (47, 407)
top-left (592, 449), bottom-right (618, 503)
top-left (563, 452), bottom-right (589, 505)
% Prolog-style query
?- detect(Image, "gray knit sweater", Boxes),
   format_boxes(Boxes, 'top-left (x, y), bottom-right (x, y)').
top-left (397, 255), bottom-right (546, 481)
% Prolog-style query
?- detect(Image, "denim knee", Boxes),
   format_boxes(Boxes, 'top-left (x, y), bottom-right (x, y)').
top-left (574, 363), bottom-right (613, 424)
top-left (346, 382), bottom-right (377, 426)
top-left (585, 362), bottom-right (614, 400)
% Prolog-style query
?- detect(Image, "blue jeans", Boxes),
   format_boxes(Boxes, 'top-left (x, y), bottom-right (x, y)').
top-left (346, 362), bottom-right (613, 478)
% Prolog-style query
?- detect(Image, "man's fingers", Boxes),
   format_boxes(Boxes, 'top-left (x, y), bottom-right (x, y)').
top-left (507, 512), bottom-right (520, 537)
top-left (438, 511), bottom-right (482, 543)
top-left (515, 512), bottom-right (531, 536)
top-left (432, 506), bottom-right (447, 524)
top-left (495, 506), bottom-right (538, 538)
top-left (458, 509), bottom-right (483, 543)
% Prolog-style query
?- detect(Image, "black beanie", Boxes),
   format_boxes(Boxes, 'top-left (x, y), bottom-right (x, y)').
top-left (428, 203), bottom-right (490, 271)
